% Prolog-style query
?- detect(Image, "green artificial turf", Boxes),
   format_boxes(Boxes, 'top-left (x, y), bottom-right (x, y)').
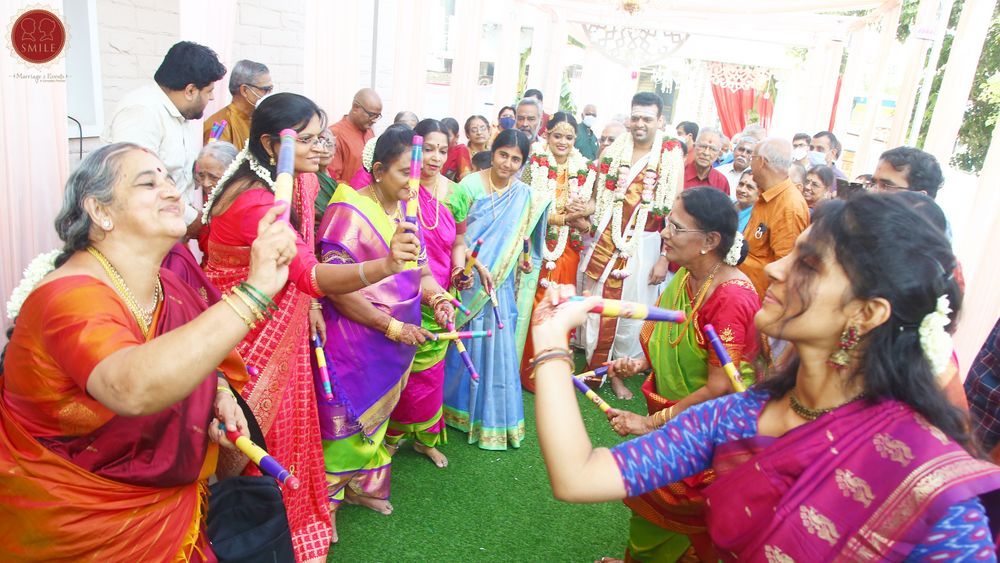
top-left (330, 361), bottom-right (646, 562)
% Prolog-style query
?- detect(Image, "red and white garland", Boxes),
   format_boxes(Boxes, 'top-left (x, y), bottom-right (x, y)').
top-left (527, 145), bottom-right (596, 288)
top-left (593, 131), bottom-right (684, 279)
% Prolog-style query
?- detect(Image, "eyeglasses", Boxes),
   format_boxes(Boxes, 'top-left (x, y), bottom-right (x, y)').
top-left (245, 84), bottom-right (274, 95)
top-left (694, 142), bottom-right (720, 152)
top-left (295, 134), bottom-right (333, 149)
top-left (873, 178), bottom-right (906, 192)
top-left (353, 100), bottom-right (381, 121)
top-left (468, 126), bottom-right (489, 134)
top-left (665, 215), bottom-right (706, 237)
top-left (803, 179), bottom-right (826, 191)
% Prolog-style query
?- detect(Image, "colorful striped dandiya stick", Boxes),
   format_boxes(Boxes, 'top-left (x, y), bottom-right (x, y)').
top-left (405, 135), bottom-right (423, 224)
top-left (272, 128), bottom-right (297, 223)
top-left (447, 322), bottom-right (479, 381)
top-left (312, 335), bottom-right (334, 402)
top-left (702, 323), bottom-right (746, 392)
top-left (489, 289), bottom-right (503, 329)
top-left (463, 238), bottom-right (484, 276)
top-left (222, 424), bottom-right (300, 489)
top-left (565, 296), bottom-right (685, 323)
top-left (572, 366), bottom-right (611, 412)
top-left (432, 330), bottom-right (492, 340)
top-left (442, 291), bottom-right (471, 316)
top-left (521, 238), bottom-right (530, 266)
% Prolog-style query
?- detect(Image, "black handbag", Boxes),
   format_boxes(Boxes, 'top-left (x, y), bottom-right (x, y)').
top-left (207, 476), bottom-right (295, 562)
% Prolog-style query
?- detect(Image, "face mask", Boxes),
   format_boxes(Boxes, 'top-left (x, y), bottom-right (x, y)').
top-left (582, 115), bottom-right (596, 128)
top-left (717, 150), bottom-right (733, 163)
top-left (807, 150), bottom-right (826, 168)
top-left (791, 146), bottom-right (808, 162)
top-left (499, 117), bottom-right (515, 130)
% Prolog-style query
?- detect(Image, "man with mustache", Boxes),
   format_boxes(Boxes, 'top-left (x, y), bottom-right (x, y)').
top-left (715, 135), bottom-right (757, 199)
top-left (682, 127), bottom-right (730, 195)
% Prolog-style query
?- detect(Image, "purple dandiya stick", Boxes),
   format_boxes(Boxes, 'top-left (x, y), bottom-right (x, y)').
top-left (566, 296), bottom-right (686, 323)
top-left (223, 424), bottom-right (300, 489)
top-left (447, 322), bottom-right (480, 381)
top-left (489, 289), bottom-right (503, 329)
top-left (703, 323), bottom-right (746, 392)
top-left (312, 335), bottom-right (334, 402)
top-left (572, 366), bottom-right (611, 412)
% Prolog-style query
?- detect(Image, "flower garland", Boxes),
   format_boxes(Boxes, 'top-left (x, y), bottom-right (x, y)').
top-left (593, 131), bottom-right (684, 278)
top-left (361, 136), bottom-right (377, 172)
top-left (724, 232), bottom-right (744, 266)
top-left (527, 146), bottom-right (596, 287)
top-left (202, 141), bottom-right (276, 224)
top-left (919, 295), bottom-right (953, 375)
top-left (6, 249), bottom-right (61, 320)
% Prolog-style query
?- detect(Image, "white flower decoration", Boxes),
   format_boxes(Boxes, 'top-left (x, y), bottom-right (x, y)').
top-left (724, 232), bottom-right (744, 266)
top-left (919, 295), bottom-right (953, 375)
top-left (361, 137), bottom-right (377, 172)
top-left (6, 249), bottom-right (61, 320)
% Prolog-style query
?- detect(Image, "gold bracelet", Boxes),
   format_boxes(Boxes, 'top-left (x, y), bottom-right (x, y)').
top-left (217, 385), bottom-right (235, 396)
top-left (528, 348), bottom-right (574, 371)
top-left (222, 294), bottom-right (256, 330)
top-left (385, 318), bottom-right (404, 342)
top-left (231, 287), bottom-right (266, 323)
top-left (359, 262), bottom-right (372, 287)
top-left (310, 300), bottom-right (323, 311)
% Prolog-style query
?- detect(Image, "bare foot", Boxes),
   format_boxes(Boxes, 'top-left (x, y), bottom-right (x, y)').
top-left (344, 489), bottom-right (393, 515)
top-left (328, 507), bottom-right (339, 544)
top-left (610, 376), bottom-right (633, 400)
top-left (414, 443), bottom-right (449, 468)
top-left (386, 441), bottom-right (401, 456)
top-left (595, 558), bottom-right (624, 563)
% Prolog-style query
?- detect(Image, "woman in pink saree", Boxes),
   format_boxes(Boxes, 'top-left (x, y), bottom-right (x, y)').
top-left (204, 94), bottom-right (420, 562)
top-left (530, 193), bottom-right (1000, 561)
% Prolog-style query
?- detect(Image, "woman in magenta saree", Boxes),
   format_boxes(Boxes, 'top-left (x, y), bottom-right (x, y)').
top-left (317, 125), bottom-right (453, 538)
top-left (530, 193), bottom-right (1000, 561)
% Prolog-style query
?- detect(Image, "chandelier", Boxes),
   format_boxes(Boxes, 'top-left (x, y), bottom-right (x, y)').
top-left (620, 0), bottom-right (650, 16)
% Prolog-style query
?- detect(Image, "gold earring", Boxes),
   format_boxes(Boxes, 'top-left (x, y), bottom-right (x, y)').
top-left (269, 155), bottom-right (276, 166)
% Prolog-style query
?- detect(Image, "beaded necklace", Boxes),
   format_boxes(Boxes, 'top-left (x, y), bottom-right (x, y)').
top-left (418, 176), bottom-right (442, 231)
top-left (87, 246), bottom-right (161, 336)
top-left (485, 170), bottom-right (511, 220)
top-left (667, 262), bottom-right (722, 347)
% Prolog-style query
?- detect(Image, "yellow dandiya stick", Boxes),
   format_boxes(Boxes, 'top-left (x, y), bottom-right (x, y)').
top-left (703, 323), bottom-right (746, 392)
top-left (432, 330), bottom-right (492, 340)
top-left (272, 129), bottom-right (297, 223)
top-left (565, 296), bottom-right (685, 323)
top-left (572, 366), bottom-right (611, 412)
top-left (463, 238), bottom-right (484, 276)
top-left (222, 424), bottom-right (300, 489)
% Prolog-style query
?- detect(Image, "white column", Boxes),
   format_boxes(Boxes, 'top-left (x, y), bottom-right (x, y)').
top-left (525, 6), bottom-right (550, 96)
top-left (852, 1), bottom-right (901, 177)
top-left (833, 28), bottom-right (869, 135)
top-left (388, 0), bottom-right (427, 117)
top-left (886, 0), bottom-right (936, 148)
top-left (304, 0), bottom-right (361, 118)
top-left (923, 0), bottom-right (998, 163)
top-left (450, 0), bottom-right (484, 119)
top-left (541, 16), bottom-right (566, 114)
top-left (492, 16), bottom-right (521, 110)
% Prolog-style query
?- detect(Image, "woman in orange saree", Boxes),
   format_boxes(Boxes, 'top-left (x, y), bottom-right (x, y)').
top-left (0, 143), bottom-right (296, 560)
top-left (519, 113), bottom-right (596, 392)
top-left (203, 94), bottom-right (420, 560)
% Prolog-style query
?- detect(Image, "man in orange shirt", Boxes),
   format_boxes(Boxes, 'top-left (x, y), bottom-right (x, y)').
top-left (327, 88), bottom-right (381, 182)
top-left (202, 59), bottom-right (271, 148)
top-left (739, 138), bottom-right (810, 298)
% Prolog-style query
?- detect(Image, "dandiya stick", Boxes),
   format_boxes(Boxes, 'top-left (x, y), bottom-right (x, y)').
top-left (222, 424), bottom-right (300, 490)
top-left (521, 238), bottom-right (530, 266)
top-left (463, 238), bottom-right (484, 276)
top-left (566, 296), bottom-right (685, 323)
top-left (572, 366), bottom-right (611, 412)
top-left (447, 322), bottom-right (480, 381)
top-left (442, 291), bottom-right (471, 316)
top-left (272, 128), bottom-right (297, 223)
top-left (405, 135), bottom-right (423, 224)
top-left (702, 323), bottom-right (746, 392)
top-left (312, 335), bottom-right (334, 402)
top-left (489, 289), bottom-right (503, 329)
top-left (432, 330), bottom-right (492, 340)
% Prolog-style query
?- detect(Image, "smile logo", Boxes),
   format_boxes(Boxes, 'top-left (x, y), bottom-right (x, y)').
top-left (11, 9), bottom-right (66, 64)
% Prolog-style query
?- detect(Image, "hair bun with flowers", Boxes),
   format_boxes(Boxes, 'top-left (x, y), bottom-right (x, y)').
top-left (723, 232), bottom-right (744, 266)
top-left (6, 249), bottom-right (61, 320)
top-left (361, 137), bottom-right (377, 172)
top-left (918, 294), bottom-right (954, 375)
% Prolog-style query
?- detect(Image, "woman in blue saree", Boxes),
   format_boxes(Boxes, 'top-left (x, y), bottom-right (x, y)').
top-left (443, 129), bottom-right (550, 450)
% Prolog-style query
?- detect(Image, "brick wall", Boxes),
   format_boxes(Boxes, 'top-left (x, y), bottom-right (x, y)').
top-left (234, 0), bottom-right (306, 94)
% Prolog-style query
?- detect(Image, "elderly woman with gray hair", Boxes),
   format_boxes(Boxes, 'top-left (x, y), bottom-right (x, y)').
top-left (0, 142), bottom-right (418, 560)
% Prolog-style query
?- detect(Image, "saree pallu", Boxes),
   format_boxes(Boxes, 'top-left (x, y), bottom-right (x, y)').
top-left (442, 176), bottom-right (549, 450)
top-left (388, 181), bottom-right (458, 447)
top-left (205, 176), bottom-right (333, 561)
top-left (624, 272), bottom-right (759, 562)
top-left (162, 242), bottom-right (221, 306)
top-left (0, 272), bottom-right (244, 561)
top-left (704, 398), bottom-right (1000, 561)
top-left (318, 183), bottom-right (422, 505)
top-left (443, 144), bottom-right (472, 182)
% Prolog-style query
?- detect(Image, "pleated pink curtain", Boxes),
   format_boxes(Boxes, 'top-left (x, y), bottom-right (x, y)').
top-left (0, 0), bottom-right (69, 339)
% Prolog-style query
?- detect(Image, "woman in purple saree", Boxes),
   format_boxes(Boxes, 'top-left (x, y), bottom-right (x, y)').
top-left (317, 126), bottom-right (454, 541)
top-left (530, 193), bottom-right (1000, 561)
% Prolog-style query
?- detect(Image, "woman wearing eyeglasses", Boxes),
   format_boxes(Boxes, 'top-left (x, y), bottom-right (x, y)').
top-left (602, 187), bottom-right (760, 563)
top-left (803, 165), bottom-right (836, 211)
top-left (465, 115), bottom-right (491, 155)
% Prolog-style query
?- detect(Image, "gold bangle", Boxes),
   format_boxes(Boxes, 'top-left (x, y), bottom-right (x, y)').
top-left (222, 294), bottom-right (255, 330)
top-left (217, 385), bottom-right (235, 396)
top-left (529, 348), bottom-right (574, 371)
top-left (359, 262), bottom-right (372, 287)
top-left (385, 318), bottom-right (404, 342)
top-left (310, 300), bottom-right (323, 311)
top-left (231, 287), bottom-right (266, 323)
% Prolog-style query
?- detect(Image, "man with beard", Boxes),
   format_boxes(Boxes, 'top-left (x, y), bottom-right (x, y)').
top-left (515, 96), bottom-right (543, 142)
top-left (580, 92), bottom-right (685, 399)
top-left (682, 127), bottom-right (730, 195)
top-left (716, 135), bottom-right (757, 199)
top-left (104, 41), bottom-right (226, 227)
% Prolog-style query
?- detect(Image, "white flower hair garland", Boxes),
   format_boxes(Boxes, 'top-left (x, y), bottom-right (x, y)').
top-left (6, 249), bottom-right (61, 320)
top-left (202, 141), bottom-right (275, 225)
top-left (723, 232), bottom-right (744, 266)
top-left (919, 295), bottom-right (953, 375)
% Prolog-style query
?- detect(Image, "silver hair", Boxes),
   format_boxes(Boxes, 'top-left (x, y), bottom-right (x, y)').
top-left (758, 138), bottom-right (793, 171)
top-left (54, 143), bottom-right (143, 267)
top-left (735, 134), bottom-right (758, 148)
top-left (742, 124), bottom-right (766, 141)
top-left (228, 59), bottom-right (270, 96)
top-left (696, 127), bottom-right (724, 143)
top-left (788, 161), bottom-right (807, 184)
top-left (516, 97), bottom-right (542, 115)
top-left (197, 141), bottom-right (238, 167)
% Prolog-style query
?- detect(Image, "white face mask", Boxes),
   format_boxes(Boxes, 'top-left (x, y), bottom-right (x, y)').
top-left (791, 146), bottom-right (808, 162)
top-left (807, 150), bottom-right (826, 168)
top-left (582, 115), bottom-right (596, 128)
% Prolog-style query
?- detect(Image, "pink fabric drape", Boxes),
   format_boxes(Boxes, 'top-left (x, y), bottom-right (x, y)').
top-left (1, 0), bottom-right (70, 340)
top-left (710, 85), bottom-right (774, 140)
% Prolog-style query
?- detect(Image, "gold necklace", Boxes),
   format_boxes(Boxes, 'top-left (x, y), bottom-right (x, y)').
top-left (668, 262), bottom-right (723, 347)
top-left (418, 176), bottom-right (441, 231)
top-left (486, 171), bottom-right (510, 220)
top-left (87, 246), bottom-right (161, 335)
top-left (368, 184), bottom-right (402, 221)
top-left (789, 391), bottom-right (865, 421)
